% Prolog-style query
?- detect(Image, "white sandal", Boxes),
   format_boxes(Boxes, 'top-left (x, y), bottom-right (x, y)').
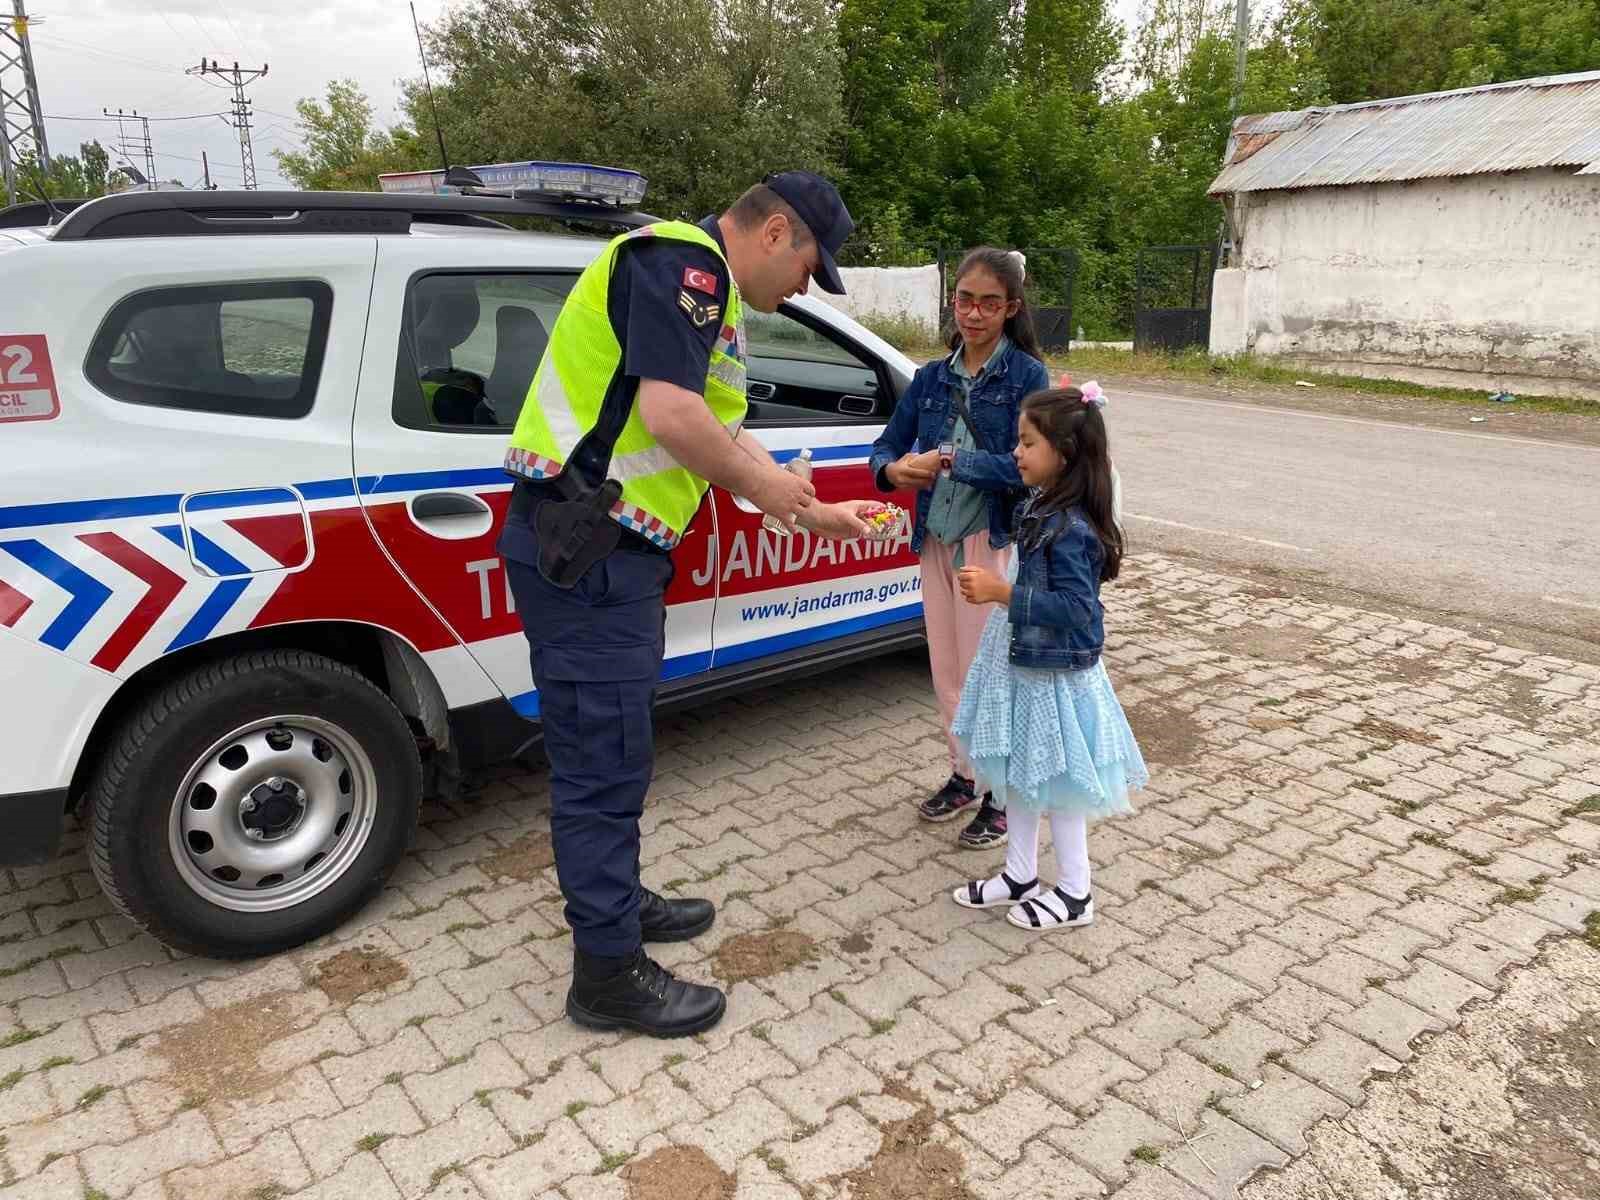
top-left (952, 871), bottom-right (1039, 910)
top-left (1007, 887), bottom-right (1094, 930)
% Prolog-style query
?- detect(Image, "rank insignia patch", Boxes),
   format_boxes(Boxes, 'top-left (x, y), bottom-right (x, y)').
top-left (677, 289), bottom-right (721, 328)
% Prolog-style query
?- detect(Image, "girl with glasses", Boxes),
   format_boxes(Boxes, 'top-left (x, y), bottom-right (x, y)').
top-left (868, 248), bottom-right (1049, 850)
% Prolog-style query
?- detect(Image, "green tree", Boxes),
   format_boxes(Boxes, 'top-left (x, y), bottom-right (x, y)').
top-left (413, 0), bottom-right (843, 219)
top-left (274, 79), bottom-right (430, 191)
top-left (12, 141), bottom-right (113, 202)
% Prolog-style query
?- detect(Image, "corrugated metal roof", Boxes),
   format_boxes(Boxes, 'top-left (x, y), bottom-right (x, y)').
top-left (1209, 70), bottom-right (1600, 195)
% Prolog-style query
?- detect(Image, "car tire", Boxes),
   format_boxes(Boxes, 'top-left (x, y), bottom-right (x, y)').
top-left (87, 649), bottom-right (421, 959)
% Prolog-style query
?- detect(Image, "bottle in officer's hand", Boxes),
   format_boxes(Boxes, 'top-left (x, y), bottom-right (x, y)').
top-left (762, 449), bottom-right (814, 535)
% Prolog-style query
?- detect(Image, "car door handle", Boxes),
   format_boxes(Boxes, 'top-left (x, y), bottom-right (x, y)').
top-left (407, 491), bottom-right (494, 540)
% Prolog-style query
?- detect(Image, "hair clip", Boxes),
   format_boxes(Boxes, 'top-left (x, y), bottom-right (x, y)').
top-left (1080, 380), bottom-right (1107, 409)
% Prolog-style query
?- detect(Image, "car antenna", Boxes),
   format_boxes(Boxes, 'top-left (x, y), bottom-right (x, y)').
top-left (409, 3), bottom-right (457, 184)
top-left (22, 159), bottom-right (63, 224)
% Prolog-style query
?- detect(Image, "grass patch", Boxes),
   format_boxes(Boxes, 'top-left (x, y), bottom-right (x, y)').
top-left (1583, 912), bottom-right (1600, 952)
top-left (1132, 1145), bottom-right (1162, 1164)
top-left (565, 1101), bottom-right (589, 1118)
top-left (828, 990), bottom-right (847, 1005)
top-left (1004, 982), bottom-right (1029, 998)
top-left (1563, 795), bottom-right (1600, 817)
top-left (868, 1018), bottom-right (897, 1036)
top-left (249, 1186), bottom-right (286, 1200)
top-left (427, 1162), bottom-right (462, 1189)
top-left (858, 312), bottom-right (940, 352)
top-left (116, 1034), bottom-right (142, 1052)
top-left (475, 1088), bottom-right (493, 1108)
top-left (663, 1053), bottom-right (687, 1068)
top-left (663, 878), bottom-right (689, 892)
top-left (76, 1084), bottom-right (112, 1109)
top-left (0, 1068), bottom-right (24, 1093)
top-left (441, 1053), bottom-right (468, 1068)
top-left (0, 1027), bottom-right (46, 1049)
top-left (39, 1151), bottom-right (65, 1169)
top-left (86, 1191), bottom-right (111, 1200)
top-left (756, 1148), bottom-right (789, 1175)
top-left (1041, 346), bottom-right (1596, 416)
top-left (444, 921), bottom-right (488, 935)
top-left (516, 1131), bottom-right (545, 1149)
top-left (39, 1055), bottom-right (73, 1071)
top-left (1264, 1049), bottom-right (1287, 1065)
top-left (403, 1014), bottom-right (434, 1029)
top-left (1494, 877), bottom-right (1549, 906)
top-left (595, 1150), bottom-right (634, 1174)
top-left (750, 1024), bottom-right (771, 1043)
top-left (356, 1132), bottom-right (392, 1152)
top-left (383, 1071), bottom-right (403, 1085)
top-left (1366, 977), bottom-right (1389, 990)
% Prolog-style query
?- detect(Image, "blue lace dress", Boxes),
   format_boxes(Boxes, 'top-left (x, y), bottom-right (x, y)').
top-left (951, 558), bottom-right (1146, 817)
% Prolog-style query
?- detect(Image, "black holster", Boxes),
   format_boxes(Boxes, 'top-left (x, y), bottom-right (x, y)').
top-left (529, 474), bottom-right (624, 590)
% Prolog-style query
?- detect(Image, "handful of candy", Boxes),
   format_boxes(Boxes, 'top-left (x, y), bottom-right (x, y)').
top-left (859, 503), bottom-right (907, 540)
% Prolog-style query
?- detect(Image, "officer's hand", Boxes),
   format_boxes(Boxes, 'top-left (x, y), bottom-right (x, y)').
top-left (750, 464), bottom-right (817, 532)
top-left (800, 499), bottom-right (874, 540)
top-left (886, 451), bottom-right (938, 491)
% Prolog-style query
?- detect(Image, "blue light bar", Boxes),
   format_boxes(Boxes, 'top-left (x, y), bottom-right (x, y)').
top-left (377, 160), bottom-right (648, 206)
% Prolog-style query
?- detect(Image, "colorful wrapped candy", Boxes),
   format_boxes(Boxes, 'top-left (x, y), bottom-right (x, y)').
top-left (859, 503), bottom-right (907, 540)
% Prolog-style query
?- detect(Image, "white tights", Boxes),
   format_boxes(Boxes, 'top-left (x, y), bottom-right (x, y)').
top-left (1004, 804), bottom-right (1090, 898)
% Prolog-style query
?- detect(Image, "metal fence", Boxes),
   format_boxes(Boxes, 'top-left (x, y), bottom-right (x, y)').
top-left (1133, 244), bottom-right (1218, 353)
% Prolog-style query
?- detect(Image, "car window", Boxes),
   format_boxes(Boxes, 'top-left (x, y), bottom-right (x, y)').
top-left (743, 308), bottom-right (888, 427)
top-left (394, 272), bottom-right (574, 433)
top-left (86, 282), bottom-right (331, 419)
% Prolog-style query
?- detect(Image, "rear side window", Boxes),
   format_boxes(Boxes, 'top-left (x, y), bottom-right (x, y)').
top-left (87, 281), bottom-right (332, 418)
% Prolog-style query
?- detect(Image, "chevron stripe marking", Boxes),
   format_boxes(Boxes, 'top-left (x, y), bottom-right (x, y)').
top-left (0, 578), bottom-right (31, 628)
top-left (0, 539), bottom-right (112, 651)
top-left (79, 532), bottom-right (187, 672)
top-left (155, 525), bottom-right (252, 651)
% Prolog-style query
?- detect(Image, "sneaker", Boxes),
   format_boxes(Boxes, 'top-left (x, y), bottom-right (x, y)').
top-left (1007, 887), bottom-right (1094, 931)
top-left (918, 773), bottom-right (978, 823)
top-left (567, 949), bottom-right (726, 1038)
top-left (958, 796), bottom-right (1007, 849)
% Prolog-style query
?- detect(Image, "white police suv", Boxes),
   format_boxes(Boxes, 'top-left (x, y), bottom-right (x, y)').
top-left (0, 164), bottom-right (923, 958)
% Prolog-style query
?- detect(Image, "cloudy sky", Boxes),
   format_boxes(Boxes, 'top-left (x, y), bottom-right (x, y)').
top-left (27, 1), bottom-right (1145, 191)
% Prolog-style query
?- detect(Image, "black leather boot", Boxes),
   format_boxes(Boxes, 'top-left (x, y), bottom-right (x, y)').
top-left (639, 886), bottom-right (715, 942)
top-left (567, 949), bottom-right (726, 1037)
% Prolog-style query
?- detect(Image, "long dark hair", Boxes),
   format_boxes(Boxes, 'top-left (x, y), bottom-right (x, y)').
top-left (946, 247), bottom-right (1043, 362)
top-left (1020, 387), bottom-right (1123, 582)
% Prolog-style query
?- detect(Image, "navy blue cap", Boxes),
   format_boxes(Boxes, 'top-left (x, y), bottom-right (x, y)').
top-left (763, 170), bottom-right (853, 295)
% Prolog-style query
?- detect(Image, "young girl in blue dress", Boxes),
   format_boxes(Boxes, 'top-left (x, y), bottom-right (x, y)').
top-left (948, 382), bottom-right (1146, 930)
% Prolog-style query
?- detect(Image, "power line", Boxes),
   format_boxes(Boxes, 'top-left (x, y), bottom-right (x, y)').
top-left (46, 110), bottom-right (229, 122)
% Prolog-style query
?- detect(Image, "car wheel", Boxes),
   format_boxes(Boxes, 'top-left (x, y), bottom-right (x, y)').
top-left (88, 649), bottom-right (421, 958)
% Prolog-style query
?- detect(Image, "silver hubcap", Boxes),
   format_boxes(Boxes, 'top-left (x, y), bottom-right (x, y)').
top-left (169, 716), bottom-right (378, 913)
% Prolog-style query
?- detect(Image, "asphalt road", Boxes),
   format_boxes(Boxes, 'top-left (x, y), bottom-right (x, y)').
top-left (1108, 385), bottom-right (1600, 661)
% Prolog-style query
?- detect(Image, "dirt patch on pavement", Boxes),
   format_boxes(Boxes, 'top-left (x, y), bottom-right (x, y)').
top-left (1211, 624), bottom-right (1320, 662)
top-left (833, 1082), bottom-right (977, 1200)
top-left (1355, 717), bottom-right (1439, 747)
top-left (479, 830), bottom-right (556, 881)
top-left (153, 988), bottom-right (308, 1103)
top-left (711, 929), bottom-right (820, 983)
top-left (622, 1145), bottom-right (734, 1200)
top-left (839, 932), bottom-right (873, 955)
top-left (313, 945), bottom-right (408, 1005)
top-left (1494, 672), bottom-right (1553, 729)
top-left (1127, 703), bottom-right (1206, 767)
top-left (1376, 653), bottom-right (1441, 685)
top-left (1243, 938), bottom-right (1600, 1200)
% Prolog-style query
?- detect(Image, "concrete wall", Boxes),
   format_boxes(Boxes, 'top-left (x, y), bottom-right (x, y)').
top-left (815, 264), bottom-right (941, 333)
top-left (1211, 169), bottom-right (1600, 399)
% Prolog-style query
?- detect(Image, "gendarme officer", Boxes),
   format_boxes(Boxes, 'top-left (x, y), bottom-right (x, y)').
top-left (497, 172), bottom-right (871, 1037)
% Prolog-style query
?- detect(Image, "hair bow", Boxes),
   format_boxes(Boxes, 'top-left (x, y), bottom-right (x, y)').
top-left (1080, 380), bottom-right (1107, 409)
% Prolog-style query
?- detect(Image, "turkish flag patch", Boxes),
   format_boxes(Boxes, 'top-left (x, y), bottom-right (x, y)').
top-left (682, 267), bottom-right (718, 296)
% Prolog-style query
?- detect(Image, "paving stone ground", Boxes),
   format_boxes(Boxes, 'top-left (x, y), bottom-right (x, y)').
top-left (3, 552), bottom-right (1599, 1200)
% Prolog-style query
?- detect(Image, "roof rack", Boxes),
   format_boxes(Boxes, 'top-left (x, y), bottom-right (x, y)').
top-left (0, 197), bottom-right (94, 229)
top-left (46, 189), bottom-right (658, 241)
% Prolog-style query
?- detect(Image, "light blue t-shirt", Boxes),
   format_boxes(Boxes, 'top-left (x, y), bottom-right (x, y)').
top-left (926, 336), bottom-right (1010, 563)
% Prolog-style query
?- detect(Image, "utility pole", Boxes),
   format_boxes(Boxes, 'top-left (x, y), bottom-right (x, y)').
top-left (201, 149), bottom-right (213, 191)
top-left (0, 0), bottom-right (50, 207)
top-left (1232, 0), bottom-right (1249, 115)
top-left (187, 58), bottom-right (267, 190)
top-left (103, 107), bottom-right (155, 190)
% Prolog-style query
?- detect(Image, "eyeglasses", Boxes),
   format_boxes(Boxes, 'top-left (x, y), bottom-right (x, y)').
top-left (952, 295), bottom-right (1010, 316)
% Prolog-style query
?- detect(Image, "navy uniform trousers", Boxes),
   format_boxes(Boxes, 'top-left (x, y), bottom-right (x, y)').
top-left (503, 516), bottom-right (673, 959)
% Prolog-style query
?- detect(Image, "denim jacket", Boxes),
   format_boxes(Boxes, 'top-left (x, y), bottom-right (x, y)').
top-left (869, 344), bottom-right (1050, 554)
top-left (1008, 502), bottom-right (1105, 671)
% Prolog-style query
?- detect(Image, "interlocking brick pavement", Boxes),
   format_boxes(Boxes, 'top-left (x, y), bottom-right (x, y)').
top-left (3, 553), bottom-right (1599, 1198)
